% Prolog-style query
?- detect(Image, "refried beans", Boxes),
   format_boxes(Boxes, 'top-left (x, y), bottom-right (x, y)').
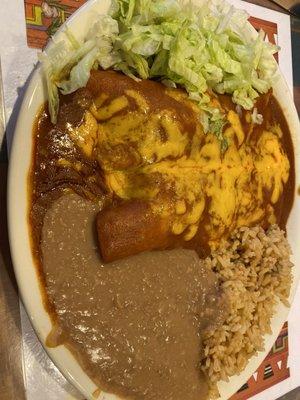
top-left (42, 193), bottom-right (227, 400)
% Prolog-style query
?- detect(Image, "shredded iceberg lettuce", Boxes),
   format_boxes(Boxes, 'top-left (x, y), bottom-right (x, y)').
top-left (41, 0), bottom-right (279, 144)
top-left (40, 16), bottom-right (119, 123)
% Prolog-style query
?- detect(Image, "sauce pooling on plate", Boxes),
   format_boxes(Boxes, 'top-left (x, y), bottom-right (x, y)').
top-left (28, 70), bottom-right (295, 400)
top-left (42, 193), bottom-right (227, 400)
top-left (30, 70), bottom-right (294, 264)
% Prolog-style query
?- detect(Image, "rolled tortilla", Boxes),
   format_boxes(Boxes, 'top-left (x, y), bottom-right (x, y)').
top-left (96, 200), bottom-right (171, 262)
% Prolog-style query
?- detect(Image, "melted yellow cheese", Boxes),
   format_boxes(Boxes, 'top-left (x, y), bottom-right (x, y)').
top-left (143, 113), bottom-right (188, 162)
top-left (68, 111), bottom-right (98, 157)
top-left (184, 224), bottom-right (198, 241)
top-left (97, 110), bottom-right (188, 165)
top-left (57, 158), bottom-right (82, 171)
top-left (94, 93), bottom-right (109, 108)
top-left (175, 200), bottom-right (186, 215)
top-left (125, 89), bottom-right (149, 113)
top-left (69, 90), bottom-right (290, 247)
top-left (255, 131), bottom-right (290, 203)
top-left (91, 96), bottom-right (129, 120)
top-left (227, 110), bottom-right (244, 145)
top-left (270, 123), bottom-right (283, 138)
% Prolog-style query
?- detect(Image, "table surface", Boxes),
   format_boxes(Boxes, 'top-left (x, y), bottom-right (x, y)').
top-left (0, 1), bottom-right (299, 399)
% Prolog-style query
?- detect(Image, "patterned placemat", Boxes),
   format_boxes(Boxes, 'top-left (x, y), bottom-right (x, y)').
top-left (231, 323), bottom-right (289, 400)
top-left (23, 1), bottom-right (291, 398)
top-left (25, 0), bottom-right (87, 48)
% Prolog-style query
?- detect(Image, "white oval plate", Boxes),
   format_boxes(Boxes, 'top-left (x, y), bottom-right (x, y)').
top-left (7, 1), bottom-right (300, 399)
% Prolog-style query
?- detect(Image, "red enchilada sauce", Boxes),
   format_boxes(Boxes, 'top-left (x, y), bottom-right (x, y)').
top-left (28, 70), bottom-right (294, 400)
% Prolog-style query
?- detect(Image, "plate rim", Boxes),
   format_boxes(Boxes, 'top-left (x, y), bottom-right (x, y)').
top-left (7, 1), bottom-right (300, 399)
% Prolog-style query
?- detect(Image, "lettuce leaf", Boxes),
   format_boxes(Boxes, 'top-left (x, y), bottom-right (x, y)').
top-left (58, 46), bottom-right (100, 94)
top-left (41, 0), bottom-right (279, 141)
